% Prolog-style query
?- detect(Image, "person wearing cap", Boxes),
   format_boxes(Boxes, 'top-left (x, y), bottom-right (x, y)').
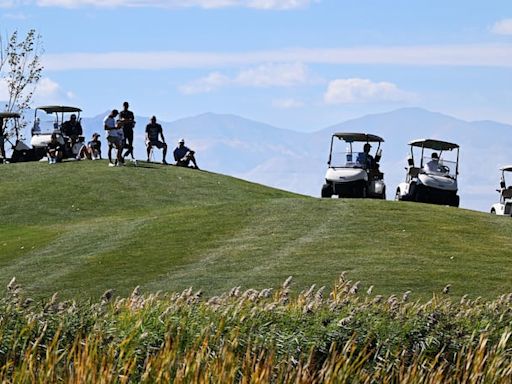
top-left (84, 132), bottom-right (102, 160)
top-left (145, 116), bottom-right (168, 164)
top-left (173, 138), bottom-right (199, 169)
top-left (424, 152), bottom-right (440, 173)
top-left (356, 143), bottom-right (374, 170)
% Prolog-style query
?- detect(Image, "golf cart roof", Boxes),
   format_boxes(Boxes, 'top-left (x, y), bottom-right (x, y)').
top-left (408, 138), bottom-right (459, 151)
top-left (499, 165), bottom-right (512, 172)
top-left (0, 112), bottom-right (21, 119)
top-left (333, 132), bottom-right (384, 143)
top-left (36, 105), bottom-right (82, 114)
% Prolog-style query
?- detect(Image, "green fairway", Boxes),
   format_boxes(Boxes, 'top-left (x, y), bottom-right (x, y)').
top-left (1, 160), bottom-right (511, 300)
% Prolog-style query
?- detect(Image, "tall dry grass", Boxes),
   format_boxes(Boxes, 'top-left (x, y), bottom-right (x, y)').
top-left (0, 275), bottom-right (511, 383)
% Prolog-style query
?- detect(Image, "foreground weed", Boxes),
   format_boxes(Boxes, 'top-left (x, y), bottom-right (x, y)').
top-left (0, 276), bottom-right (511, 382)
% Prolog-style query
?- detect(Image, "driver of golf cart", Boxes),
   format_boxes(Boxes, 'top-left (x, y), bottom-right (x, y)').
top-left (423, 152), bottom-right (449, 174)
top-left (356, 143), bottom-right (375, 170)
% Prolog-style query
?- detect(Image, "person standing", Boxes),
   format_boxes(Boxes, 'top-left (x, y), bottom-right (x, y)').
top-left (145, 116), bottom-right (168, 164)
top-left (104, 109), bottom-right (123, 166)
top-left (120, 101), bottom-right (136, 162)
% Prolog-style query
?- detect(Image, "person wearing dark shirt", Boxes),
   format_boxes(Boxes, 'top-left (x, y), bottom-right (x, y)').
top-left (119, 101), bottom-right (136, 161)
top-left (173, 138), bottom-right (199, 169)
top-left (356, 143), bottom-right (374, 170)
top-left (47, 133), bottom-right (63, 164)
top-left (84, 132), bottom-right (102, 160)
top-left (145, 116), bottom-right (167, 164)
top-left (61, 114), bottom-right (83, 146)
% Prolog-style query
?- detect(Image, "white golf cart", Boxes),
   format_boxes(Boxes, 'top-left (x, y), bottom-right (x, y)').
top-left (321, 133), bottom-right (386, 199)
top-left (490, 166), bottom-right (512, 215)
top-left (31, 105), bottom-right (84, 160)
top-left (0, 112), bottom-right (36, 163)
top-left (395, 139), bottom-right (460, 207)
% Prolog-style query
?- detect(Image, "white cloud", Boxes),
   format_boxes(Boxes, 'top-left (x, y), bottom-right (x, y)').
top-left (179, 72), bottom-right (230, 94)
top-left (32, 77), bottom-right (75, 103)
top-left (272, 98), bottom-right (304, 109)
top-left (491, 19), bottom-right (512, 35)
top-left (0, 0), bottom-right (16, 8)
top-left (324, 78), bottom-right (414, 104)
top-left (179, 62), bottom-right (313, 94)
top-left (35, 77), bottom-right (61, 96)
top-left (235, 62), bottom-right (312, 86)
top-left (43, 44), bottom-right (512, 71)
top-left (34, 0), bottom-right (316, 9)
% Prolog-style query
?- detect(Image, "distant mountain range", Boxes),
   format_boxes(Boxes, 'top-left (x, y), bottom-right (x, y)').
top-left (38, 107), bottom-right (512, 212)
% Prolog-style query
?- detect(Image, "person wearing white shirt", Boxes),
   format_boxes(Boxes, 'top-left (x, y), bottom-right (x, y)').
top-left (424, 152), bottom-right (440, 173)
top-left (104, 109), bottom-right (123, 166)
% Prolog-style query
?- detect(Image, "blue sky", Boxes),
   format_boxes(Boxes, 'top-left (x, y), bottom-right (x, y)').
top-left (1, 0), bottom-right (511, 131)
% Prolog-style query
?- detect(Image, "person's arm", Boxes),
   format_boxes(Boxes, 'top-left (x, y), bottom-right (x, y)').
top-left (159, 126), bottom-right (165, 143)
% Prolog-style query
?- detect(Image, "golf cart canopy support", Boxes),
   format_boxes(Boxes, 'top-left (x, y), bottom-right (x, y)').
top-left (333, 133), bottom-right (384, 143)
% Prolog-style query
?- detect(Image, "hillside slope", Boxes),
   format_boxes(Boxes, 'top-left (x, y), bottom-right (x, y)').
top-left (1, 161), bottom-right (511, 300)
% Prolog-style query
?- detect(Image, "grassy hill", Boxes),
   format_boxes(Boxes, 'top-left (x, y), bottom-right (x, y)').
top-left (1, 160), bottom-right (511, 301)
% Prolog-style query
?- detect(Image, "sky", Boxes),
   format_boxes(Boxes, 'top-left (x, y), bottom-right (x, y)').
top-left (0, 0), bottom-right (511, 132)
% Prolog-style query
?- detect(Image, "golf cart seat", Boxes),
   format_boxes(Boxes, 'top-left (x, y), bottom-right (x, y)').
top-left (408, 167), bottom-right (420, 178)
top-left (502, 187), bottom-right (512, 199)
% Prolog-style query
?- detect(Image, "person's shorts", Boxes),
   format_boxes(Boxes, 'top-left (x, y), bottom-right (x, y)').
top-left (107, 136), bottom-right (123, 147)
top-left (147, 140), bottom-right (165, 149)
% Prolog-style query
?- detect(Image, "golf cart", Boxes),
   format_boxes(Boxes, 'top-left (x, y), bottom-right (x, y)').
top-left (395, 139), bottom-right (460, 207)
top-left (0, 112), bottom-right (35, 163)
top-left (321, 133), bottom-right (386, 199)
top-left (490, 166), bottom-right (512, 215)
top-left (31, 105), bottom-right (84, 160)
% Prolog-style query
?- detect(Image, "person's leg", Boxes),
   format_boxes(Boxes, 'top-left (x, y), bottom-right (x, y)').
top-left (108, 143), bottom-right (114, 164)
top-left (146, 143), bottom-right (152, 162)
top-left (162, 143), bottom-right (168, 164)
top-left (124, 129), bottom-right (134, 159)
top-left (116, 140), bottom-right (123, 165)
top-left (190, 154), bottom-right (199, 169)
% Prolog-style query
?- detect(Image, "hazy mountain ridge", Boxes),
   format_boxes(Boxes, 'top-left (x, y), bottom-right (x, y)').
top-left (74, 108), bottom-right (512, 212)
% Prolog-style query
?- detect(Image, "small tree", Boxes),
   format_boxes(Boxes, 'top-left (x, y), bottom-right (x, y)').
top-left (1, 29), bottom-right (44, 141)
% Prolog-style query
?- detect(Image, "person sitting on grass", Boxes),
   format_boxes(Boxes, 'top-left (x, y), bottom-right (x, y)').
top-left (173, 138), bottom-right (199, 169)
top-left (46, 133), bottom-right (63, 164)
top-left (81, 132), bottom-right (102, 160)
top-left (145, 116), bottom-right (168, 164)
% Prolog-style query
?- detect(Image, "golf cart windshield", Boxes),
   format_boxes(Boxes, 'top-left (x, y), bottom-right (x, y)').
top-left (331, 151), bottom-right (373, 169)
top-left (421, 156), bottom-right (457, 178)
top-left (32, 106), bottom-right (82, 135)
top-left (329, 132), bottom-right (383, 168)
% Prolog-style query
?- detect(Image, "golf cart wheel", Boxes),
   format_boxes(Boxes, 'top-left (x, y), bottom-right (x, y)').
top-left (490, 208), bottom-right (496, 214)
top-left (321, 183), bottom-right (333, 198)
top-left (359, 186), bottom-right (367, 199)
top-left (380, 187), bottom-right (386, 200)
top-left (449, 195), bottom-right (460, 208)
